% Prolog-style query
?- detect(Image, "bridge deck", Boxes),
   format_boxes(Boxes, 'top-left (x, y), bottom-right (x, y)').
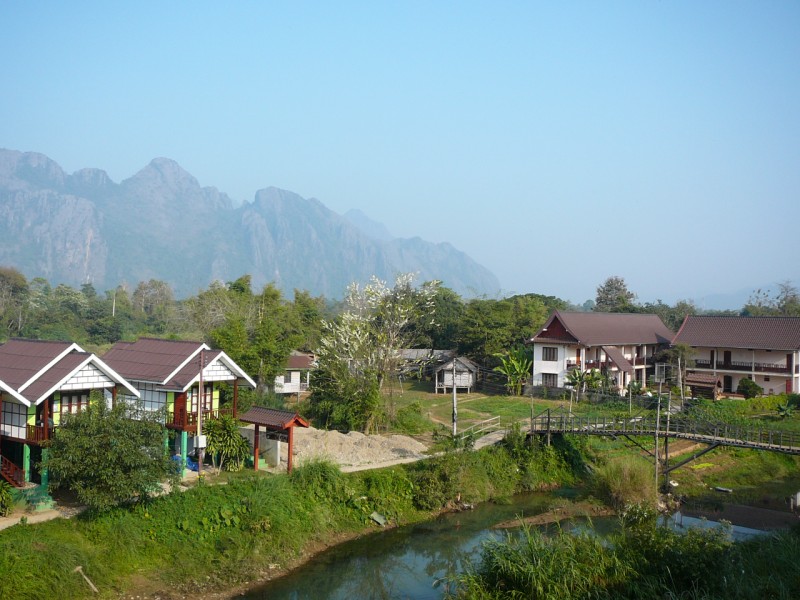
top-left (529, 414), bottom-right (800, 455)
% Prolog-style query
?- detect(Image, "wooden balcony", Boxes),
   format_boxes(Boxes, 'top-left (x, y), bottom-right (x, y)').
top-left (694, 359), bottom-right (792, 374)
top-left (25, 424), bottom-right (54, 445)
top-left (167, 407), bottom-right (234, 432)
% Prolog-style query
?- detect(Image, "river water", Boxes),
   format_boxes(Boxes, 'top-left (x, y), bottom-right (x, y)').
top-left (241, 490), bottom-right (615, 600)
top-left (241, 492), bottom-right (773, 600)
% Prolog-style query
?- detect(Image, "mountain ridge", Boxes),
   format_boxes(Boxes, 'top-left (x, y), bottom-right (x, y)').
top-left (0, 149), bottom-right (500, 299)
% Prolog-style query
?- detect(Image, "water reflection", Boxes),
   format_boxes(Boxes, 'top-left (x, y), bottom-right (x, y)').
top-left (243, 492), bottom-right (561, 600)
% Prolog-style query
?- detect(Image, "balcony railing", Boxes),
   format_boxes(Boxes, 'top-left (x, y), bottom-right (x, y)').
top-left (694, 359), bottom-right (791, 374)
top-left (25, 424), bottom-right (55, 444)
top-left (168, 407), bottom-right (234, 430)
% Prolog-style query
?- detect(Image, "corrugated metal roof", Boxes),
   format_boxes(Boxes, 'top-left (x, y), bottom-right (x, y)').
top-left (168, 350), bottom-right (221, 389)
top-left (20, 352), bottom-right (89, 404)
top-left (103, 338), bottom-right (204, 384)
top-left (673, 315), bottom-right (800, 350)
top-left (286, 353), bottom-right (315, 370)
top-left (0, 338), bottom-right (138, 405)
top-left (239, 406), bottom-right (310, 430)
top-left (533, 311), bottom-right (673, 346)
top-left (0, 339), bottom-right (77, 387)
top-left (436, 356), bottom-right (479, 373)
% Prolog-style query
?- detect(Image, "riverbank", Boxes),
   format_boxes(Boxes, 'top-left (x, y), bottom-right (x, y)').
top-left (0, 434), bottom-right (579, 599)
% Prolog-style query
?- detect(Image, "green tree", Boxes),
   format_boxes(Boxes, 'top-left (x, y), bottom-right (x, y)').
top-left (493, 346), bottom-right (532, 396)
top-left (42, 400), bottom-right (176, 511)
top-left (0, 266), bottom-right (29, 339)
top-left (594, 276), bottom-right (636, 313)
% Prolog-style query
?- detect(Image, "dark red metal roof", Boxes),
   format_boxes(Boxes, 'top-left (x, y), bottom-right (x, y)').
top-left (168, 350), bottom-right (221, 389)
top-left (601, 345), bottom-right (633, 373)
top-left (673, 316), bottom-right (800, 350)
top-left (286, 353), bottom-right (315, 370)
top-left (533, 311), bottom-right (673, 346)
top-left (239, 406), bottom-right (310, 430)
top-left (21, 352), bottom-right (91, 404)
top-left (0, 339), bottom-right (77, 387)
top-left (103, 338), bottom-right (204, 384)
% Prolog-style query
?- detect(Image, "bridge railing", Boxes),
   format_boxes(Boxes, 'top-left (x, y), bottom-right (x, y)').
top-left (529, 414), bottom-right (800, 453)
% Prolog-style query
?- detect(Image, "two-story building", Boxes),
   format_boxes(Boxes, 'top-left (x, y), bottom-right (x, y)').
top-left (531, 311), bottom-right (674, 393)
top-left (672, 315), bottom-right (800, 396)
top-left (0, 339), bottom-right (138, 495)
top-left (103, 338), bottom-right (256, 470)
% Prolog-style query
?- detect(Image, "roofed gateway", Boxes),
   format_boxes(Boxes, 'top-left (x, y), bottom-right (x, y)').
top-left (531, 311), bottom-right (674, 394)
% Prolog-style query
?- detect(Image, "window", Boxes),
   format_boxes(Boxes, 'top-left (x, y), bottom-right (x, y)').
top-left (542, 373), bottom-right (558, 387)
top-left (542, 347), bottom-right (558, 361)
top-left (60, 393), bottom-right (89, 417)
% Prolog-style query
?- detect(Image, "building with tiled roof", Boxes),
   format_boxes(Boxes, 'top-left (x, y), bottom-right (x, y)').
top-left (103, 338), bottom-right (256, 463)
top-left (672, 315), bottom-right (800, 396)
top-left (273, 351), bottom-right (316, 396)
top-left (530, 310), bottom-right (674, 393)
top-left (0, 338), bottom-right (139, 489)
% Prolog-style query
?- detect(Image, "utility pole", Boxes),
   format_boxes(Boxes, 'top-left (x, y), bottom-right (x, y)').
top-left (452, 358), bottom-right (457, 436)
top-left (197, 349), bottom-right (205, 478)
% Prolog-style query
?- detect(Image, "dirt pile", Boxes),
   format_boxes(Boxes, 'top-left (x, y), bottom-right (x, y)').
top-left (288, 427), bottom-right (429, 471)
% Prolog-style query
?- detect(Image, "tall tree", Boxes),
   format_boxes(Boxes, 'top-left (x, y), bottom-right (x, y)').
top-left (594, 276), bottom-right (636, 313)
top-left (310, 274), bottom-right (438, 430)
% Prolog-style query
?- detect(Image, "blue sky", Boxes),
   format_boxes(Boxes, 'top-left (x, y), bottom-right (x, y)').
top-left (2, 2), bottom-right (798, 307)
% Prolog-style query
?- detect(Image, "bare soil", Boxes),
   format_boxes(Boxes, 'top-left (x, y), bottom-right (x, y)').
top-left (284, 426), bottom-right (430, 471)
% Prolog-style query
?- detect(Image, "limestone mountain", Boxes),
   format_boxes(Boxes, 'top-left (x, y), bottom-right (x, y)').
top-left (0, 149), bottom-right (500, 298)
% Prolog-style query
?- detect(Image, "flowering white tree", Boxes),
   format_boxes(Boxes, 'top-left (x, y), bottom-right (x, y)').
top-left (312, 274), bottom-right (439, 430)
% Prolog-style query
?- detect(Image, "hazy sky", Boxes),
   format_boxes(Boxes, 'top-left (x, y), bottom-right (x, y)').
top-left (2, 2), bottom-right (798, 306)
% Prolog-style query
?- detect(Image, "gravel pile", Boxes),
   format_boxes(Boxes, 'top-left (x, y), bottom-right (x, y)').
top-left (289, 427), bottom-right (428, 469)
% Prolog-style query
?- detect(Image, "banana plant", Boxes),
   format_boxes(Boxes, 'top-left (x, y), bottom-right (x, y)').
top-left (493, 346), bottom-right (533, 396)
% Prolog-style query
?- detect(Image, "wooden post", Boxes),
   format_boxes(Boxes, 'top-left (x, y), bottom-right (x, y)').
top-left (112, 386), bottom-right (117, 408)
top-left (253, 424), bottom-right (260, 471)
top-left (233, 379), bottom-right (239, 417)
top-left (288, 425), bottom-right (295, 473)
top-left (43, 397), bottom-right (50, 441)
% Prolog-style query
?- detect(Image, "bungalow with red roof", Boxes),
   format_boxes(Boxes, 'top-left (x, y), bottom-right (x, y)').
top-left (530, 311), bottom-right (674, 393)
top-left (0, 339), bottom-right (139, 493)
top-left (273, 351), bottom-right (316, 396)
top-left (102, 338), bottom-right (256, 470)
top-left (672, 315), bottom-right (800, 396)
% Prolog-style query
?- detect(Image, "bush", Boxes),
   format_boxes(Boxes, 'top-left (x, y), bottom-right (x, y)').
top-left (393, 401), bottom-right (429, 434)
top-left (0, 482), bottom-right (13, 517)
top-left (737, 378), bottom-right (763, 399)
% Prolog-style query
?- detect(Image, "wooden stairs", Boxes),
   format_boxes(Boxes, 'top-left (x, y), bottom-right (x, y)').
top-left (0, 455), bottom-right (25, 488)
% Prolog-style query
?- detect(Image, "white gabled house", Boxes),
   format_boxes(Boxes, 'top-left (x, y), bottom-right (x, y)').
top-left (273, 351), bottom-right (316, 396)
top-left (531, 311), bottom-right (674, 394)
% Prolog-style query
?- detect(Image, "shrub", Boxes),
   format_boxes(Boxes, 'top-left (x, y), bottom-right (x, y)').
top-left (737, 378), bottom-right (762, 399)
top-left (0, 482), bottom-right (13, 517)
top-left (393, 401), bottom-right (429, 434)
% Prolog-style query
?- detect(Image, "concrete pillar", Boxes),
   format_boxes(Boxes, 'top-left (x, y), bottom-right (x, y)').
top-left (40, 448), bottom-right (49, 487)
top-left (180, 430), bottom-right (188, 478)
top-left (23, 444), bottom-right (31, 483)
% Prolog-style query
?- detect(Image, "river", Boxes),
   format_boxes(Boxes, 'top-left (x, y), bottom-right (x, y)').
top-left (241, 489), bottom-right (618, 600)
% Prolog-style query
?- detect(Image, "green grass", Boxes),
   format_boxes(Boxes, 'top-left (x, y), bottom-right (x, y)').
top-left (0, 439), bottom-right (588, 599)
